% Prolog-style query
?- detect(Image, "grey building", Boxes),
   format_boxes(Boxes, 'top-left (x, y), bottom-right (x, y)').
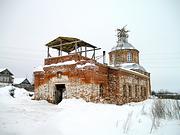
top-left (0, 68), bottom-right (14, 87)
top-left (13, 78), bottom-right (33, 91)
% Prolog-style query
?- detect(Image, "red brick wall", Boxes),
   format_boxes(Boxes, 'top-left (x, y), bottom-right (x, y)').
top-left (34, 54), bottom-right (150, 104)
top-left (44, 54), bottom-right (91, 65)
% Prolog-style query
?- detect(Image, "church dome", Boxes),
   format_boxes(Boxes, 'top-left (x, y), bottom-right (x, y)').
top-left (109, 26), bottom-right (140, 66)
top-left (111, 41), bottom-right (135, 51)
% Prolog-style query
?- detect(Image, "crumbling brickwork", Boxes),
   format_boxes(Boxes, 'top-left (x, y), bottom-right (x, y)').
top-left (34, 54), bottom-right (150, 104)
top-left (34, 29), bottom-right (151, 104)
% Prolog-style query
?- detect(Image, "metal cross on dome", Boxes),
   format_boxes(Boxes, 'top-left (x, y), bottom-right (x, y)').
top-left (117, 25), bottom-right (130, 41)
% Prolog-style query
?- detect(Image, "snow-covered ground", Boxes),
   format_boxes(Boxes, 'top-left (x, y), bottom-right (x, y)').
top-left (0, 86), bottom-right (179, 135)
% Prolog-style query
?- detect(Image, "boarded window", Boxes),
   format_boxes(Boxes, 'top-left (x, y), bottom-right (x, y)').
top-left (123, 85), bottom-right (126, 97)
top-left (141, 87), bottom-right (144, 97)
top-left (129, 85), bottom-right (132, 97)
top-left (135, 85), bottom-right (138, 97)
top-left (99, 84), bottom-right (103, 97)
top-left (144, 87), bottom-right (147, 97)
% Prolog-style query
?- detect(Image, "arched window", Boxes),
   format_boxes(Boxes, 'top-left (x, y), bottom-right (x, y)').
top-left (144, 87), bottom-right (147, 97)
top-left (141, 86), bottom-right (144, 97)
top-left (127, 52), bottom-right (132, 62)
top-left (135, 85), bottom-right (138, 97)
top-left (129, 85), bottom-right (132, 97)
top-left (123, 85), bottom-right (126, 97)
top-left (99, 84), bottom-right (104, 97)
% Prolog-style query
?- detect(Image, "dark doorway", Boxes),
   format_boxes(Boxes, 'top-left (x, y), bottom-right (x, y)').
top-left (55, 84), bottom-right (65, 104)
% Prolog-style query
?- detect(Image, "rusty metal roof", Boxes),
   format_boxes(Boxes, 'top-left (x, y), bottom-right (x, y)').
top-left (45, 36), bottom-right (97, 53)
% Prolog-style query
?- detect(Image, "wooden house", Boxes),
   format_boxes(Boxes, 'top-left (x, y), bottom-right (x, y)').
top-left (0, 68), bottom-right (14, 87)
top-left (13, 78), bottom-right (33, 91)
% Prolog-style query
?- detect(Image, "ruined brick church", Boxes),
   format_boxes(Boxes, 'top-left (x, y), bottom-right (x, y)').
top-left (34, 27), bottom-right (151, 104)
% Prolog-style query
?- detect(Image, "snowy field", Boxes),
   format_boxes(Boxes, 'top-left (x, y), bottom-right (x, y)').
top-left (0, 86), bottom-right (180, 135)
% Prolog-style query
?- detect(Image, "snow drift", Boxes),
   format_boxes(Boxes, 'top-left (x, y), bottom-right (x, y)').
top-left (0, 86), bottom-right (179, 135)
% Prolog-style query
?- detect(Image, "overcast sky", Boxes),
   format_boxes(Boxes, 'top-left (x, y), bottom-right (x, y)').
top-left (0, 0), bottom-right (180, 92)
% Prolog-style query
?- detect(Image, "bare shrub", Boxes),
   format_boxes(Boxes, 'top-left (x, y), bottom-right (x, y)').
top-left (165, 102), bottom-right (173, 119)
top-left (172, 100), bottom-right (180, 119)
top-left (150, 99), bottom-right (162, 133)
top-left (9, 87), bottom-right (15, 98)
top-left (152, 99), bottom-right (165, 119)
top-left (141, 104), bottom-right (146, 115)
top-left (150, 113), bottom-right (160, 134)
top-left (150, 99), bottom-right (180, 133)
top-left (123, 111), bottom-right (133, 134)
top-left (151, 99), bottom-right (180, 120)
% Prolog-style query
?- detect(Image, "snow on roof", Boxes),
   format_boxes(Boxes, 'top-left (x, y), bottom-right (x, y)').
top-left (14, 78), bottom-right (26, 84)
top-left (0, 68), bottom-right (13, 75)
top-left (119, 63), bottom-right (146, 72)
top-left (43, 60), bottom-right (97, 69)
top-left (121, 67), bottom-right (148, 78)
top-left (76, 63), bottom-right (96, 69)
top-left (111, 42), bottom-right (135, 51)
top-left (0, 68), bottom-right (6, 72)
top-left (33, 66), bottom-right (44, 72)
top-left (44, 60), bottom-right (76, 68)
top-left (109, 65), bottom-right (148, 78)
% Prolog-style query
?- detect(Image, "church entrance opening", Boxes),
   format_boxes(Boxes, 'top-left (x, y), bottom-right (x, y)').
top-left (55, 84), bottom-right (66, 104)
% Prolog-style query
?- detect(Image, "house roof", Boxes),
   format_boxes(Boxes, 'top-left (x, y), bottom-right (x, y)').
top-left (0, 68), bottom-right (6, 73)
top-left (45, 36), bottom-right (97, 53)
top-left (14, 78), bottom-right (27, 84)
top-left (0, 68), bottom-right (13, 75)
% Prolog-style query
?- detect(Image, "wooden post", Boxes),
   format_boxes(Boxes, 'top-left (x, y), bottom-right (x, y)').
top-left (47, 47), bottom-right (49, 57)
top-left (103, 51), bottom-right (106, 64)
top-left (58, 48), bottom-right (60, 56)
top-left (60, 39), bottom-right (63, 56)
top-left (93, 48), bottom-right (95, 59)
top-left (60, 45), bottom-right (62, 56)
top-left (75, 43), bottom-right (77, 53)
top-left (80, 46), bottom-right (82, 56)
top-left (85, 46), bottom-right (87, 57)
